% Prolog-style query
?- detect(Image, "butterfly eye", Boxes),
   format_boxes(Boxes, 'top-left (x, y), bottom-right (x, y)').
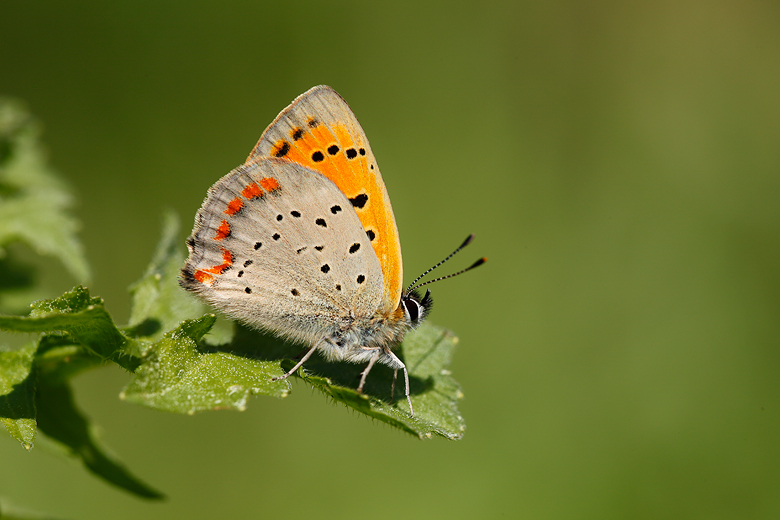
top-left (402, 289), bottom-right (432, 327)
top-left (402, 296), bottom-right (422, 325)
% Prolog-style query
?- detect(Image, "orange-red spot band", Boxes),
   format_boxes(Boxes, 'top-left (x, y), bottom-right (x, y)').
top-left (242, 182), bottom-right (263, 199)
top-left (260, 177), bottom-right (280, 192)
top-left (225, 197), bottom-right (243, 215)
top-left (204, 248), bottom-right (233, 275)
top-left (214, 220), bottom-right (231, 240)
top-left (194, 270), bottom-right (214, 284)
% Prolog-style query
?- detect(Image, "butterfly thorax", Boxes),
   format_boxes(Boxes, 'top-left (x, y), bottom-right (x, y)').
top-left (316, 289), bottom-right (432, 368)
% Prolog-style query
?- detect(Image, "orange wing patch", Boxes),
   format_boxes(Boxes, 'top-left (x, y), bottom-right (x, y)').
top-left (245, 86), bottom-right (403, 314)
top-left (257, 122), bottom-right (401, 313)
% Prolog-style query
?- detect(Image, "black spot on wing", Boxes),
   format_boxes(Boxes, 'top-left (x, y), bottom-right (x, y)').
top-left (349, 193), bottom-right (368, 209)
top-left (273, 141), bottom-right (290, 158)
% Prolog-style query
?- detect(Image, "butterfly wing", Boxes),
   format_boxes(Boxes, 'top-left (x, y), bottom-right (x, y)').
top-left (246, 86), bottom-right (402, 316)
top-left (181, 157), bottom-right (383, 345)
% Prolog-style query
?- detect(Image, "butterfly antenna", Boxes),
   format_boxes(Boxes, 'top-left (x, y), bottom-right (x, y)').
top-left (406, 234), bottom-right (486, 293)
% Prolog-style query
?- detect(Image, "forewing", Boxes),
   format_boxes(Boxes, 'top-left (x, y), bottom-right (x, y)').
top-left (247, 85), bottom-right (402, 315)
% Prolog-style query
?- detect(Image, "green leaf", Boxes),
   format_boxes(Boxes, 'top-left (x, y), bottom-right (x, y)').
top-left (121, 315), bottom-right (290, 413)
top-left (0, 100), bottom-right (163, 498)
top-left (293, 322), bottom-right (466, 440)
top-left (0, 98), bottom-right (89, 284)
top-left (223, 320), bottom-right (466, 439)
top-left (124, 313), bottom-right (465, 438)
top-left (0, 290), bottom-right (162, 498)
top-left (0, 342), bottom-right (37, 449)
top-left (35, 377), bottom-right (164, 499)
top-left (0, 286), bottom-right (140, 370)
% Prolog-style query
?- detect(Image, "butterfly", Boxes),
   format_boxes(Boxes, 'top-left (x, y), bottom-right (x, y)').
top-left (180, 85), bottom-right (484, 415)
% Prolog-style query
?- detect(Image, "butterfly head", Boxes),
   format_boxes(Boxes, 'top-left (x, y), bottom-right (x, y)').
top-left (401, 288), bottom-right (433, 328)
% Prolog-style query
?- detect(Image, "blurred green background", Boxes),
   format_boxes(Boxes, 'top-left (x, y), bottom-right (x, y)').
top-left (2, 1), bottom-right (779, 518)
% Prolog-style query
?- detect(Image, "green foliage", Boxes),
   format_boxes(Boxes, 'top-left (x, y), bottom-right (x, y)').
top-left (0, 98), bottom-right (468, 503)
top-left (120, 314), bottom-right (291, 413)
top-left (0, 287), bottom-right (164, 498)
top-left (0, 98), bottom-right (89, 314)
top-left (290, 323), bottom-right (465, 439)
top-left (0, 343), bottom-right (36, 448)
top-left (0, 287), bottom-right (139, 370)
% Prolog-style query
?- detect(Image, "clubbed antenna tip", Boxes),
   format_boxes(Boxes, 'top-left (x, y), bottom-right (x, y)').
top-left (406, 235), bottom-right (485, 293)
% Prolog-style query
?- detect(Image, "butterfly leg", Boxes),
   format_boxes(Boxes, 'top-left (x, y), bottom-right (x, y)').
top-left (357, 350), bottom-right (381, 394)
top-left (271, 340), bottom-right (321, 382)
top-left (384, 350), bottom-right (413, 417)
top-left (390, 369), bottom-right (398, 404)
